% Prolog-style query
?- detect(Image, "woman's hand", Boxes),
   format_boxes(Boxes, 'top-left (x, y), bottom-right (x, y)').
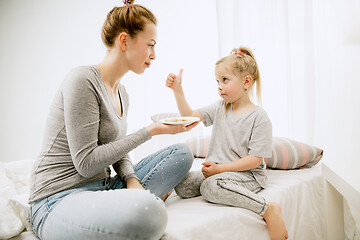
top-left (147, 121), bottom-right (199, 136)
top-left (202, 161), bottom-right (221, 178)
top-left (126, 177), bottom-right (145, 190)
top-left (166, 68), bottom-right (183, 93)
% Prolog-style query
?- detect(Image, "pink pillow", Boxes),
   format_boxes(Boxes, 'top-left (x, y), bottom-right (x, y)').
top-left (185, 136), bottom-right (323, 169)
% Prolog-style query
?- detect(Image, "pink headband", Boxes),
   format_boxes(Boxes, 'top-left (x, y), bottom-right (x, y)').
top-left (235, 50), bottom-right (243, 54)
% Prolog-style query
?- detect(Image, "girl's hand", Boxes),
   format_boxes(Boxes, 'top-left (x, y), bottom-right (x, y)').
top-left (202, 161), bottom-right (221, 178)
top-left (165, 68), bottom-right (183, 92)
top-left (147, 121), bottom-right (199, 136)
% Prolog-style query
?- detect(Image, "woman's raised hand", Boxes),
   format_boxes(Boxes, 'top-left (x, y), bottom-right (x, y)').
top-left (165, 68), bottom-right (183, 92)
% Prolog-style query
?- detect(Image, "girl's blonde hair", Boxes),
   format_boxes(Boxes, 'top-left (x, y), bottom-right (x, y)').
top-left (216, 46), bottom-right (261, 106)
top-left (101, 4), bottom-right (157, 48)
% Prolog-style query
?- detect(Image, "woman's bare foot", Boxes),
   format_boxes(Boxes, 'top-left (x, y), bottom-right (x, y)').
top-left (161, 191), bottom-right (172, 201)
top-left (262, 202), bottom-right (288, 240)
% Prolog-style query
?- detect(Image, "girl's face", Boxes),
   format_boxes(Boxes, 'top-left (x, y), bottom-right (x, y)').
top-left (215, 62), bottom-right (248, 103)
top-left (126, 22), bottom-right (157, 74)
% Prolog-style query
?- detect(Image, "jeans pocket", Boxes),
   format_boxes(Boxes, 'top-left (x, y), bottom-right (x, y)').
top-left (30, 199), bottom-right (48, 238)
top-left (30, 189), bottom-right (74, 237)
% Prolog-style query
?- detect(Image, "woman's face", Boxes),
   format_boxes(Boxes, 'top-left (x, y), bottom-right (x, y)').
top-left (126, 23), bottom-right (157, 74)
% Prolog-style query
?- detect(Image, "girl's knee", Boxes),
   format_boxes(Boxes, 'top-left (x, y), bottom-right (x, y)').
top-left (200, 177), bottom-right (220, 202)
top-left (175, 171), bottom-right (204, 199)
top-left (174, 176), bottom-right (189, 198)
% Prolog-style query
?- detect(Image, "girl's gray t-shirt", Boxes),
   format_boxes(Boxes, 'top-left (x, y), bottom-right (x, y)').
top-left (29, 65), bottom-right (151, 203)
top-left (198, 100), bottom-right (272, 188)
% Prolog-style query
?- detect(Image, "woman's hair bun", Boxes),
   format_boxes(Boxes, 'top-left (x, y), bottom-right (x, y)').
top-left (123, 0), bottom-right (135, 5)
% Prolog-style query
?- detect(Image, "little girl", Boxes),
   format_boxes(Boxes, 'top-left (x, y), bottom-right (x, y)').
top-left (166, 47), bottom-right (288, 240)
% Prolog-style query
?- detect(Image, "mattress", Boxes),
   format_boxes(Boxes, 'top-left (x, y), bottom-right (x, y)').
top-left (2, 159), bottom-right (325, 240)
top-left (162, 159), bottom-right (326, 240)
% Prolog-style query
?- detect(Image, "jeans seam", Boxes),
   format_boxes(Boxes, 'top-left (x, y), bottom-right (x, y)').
top-left (135, 145), bottom-right (178, 172)
top-left (142, 160), bottom-right (164, 187)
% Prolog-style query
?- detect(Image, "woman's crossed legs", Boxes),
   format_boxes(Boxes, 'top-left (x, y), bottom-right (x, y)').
top-left (31, 143), bottom-right (193, 240)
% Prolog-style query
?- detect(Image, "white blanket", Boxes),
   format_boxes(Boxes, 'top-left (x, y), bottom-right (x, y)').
top-left (0, 160), bottom-right (33, 240)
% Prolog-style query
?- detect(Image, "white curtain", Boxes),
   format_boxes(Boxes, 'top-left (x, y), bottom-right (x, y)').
top-left (216, 0), bottom-right (360, 236)
top-left (216, 0), bottom-right (318, 143)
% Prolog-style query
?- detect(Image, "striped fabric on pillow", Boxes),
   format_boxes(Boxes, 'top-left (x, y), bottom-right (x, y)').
top-left (264, 137), bottom-right (323, 169)
top-left (151, 112), bottom-right (179, 122)
top-left (185, 136), bottom-right (323, 169)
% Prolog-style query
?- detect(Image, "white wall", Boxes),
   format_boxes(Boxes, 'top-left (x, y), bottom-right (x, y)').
top-left (0, 0), bottom-right (218, 162)
top-left (0, 0), bottom-right (115, 162)
top-left (313, 0), bottom-right (360, 184)
top-left (313, 1), bottom-right (360, 234)
top-left (1, 0), bottom-right (360, 179)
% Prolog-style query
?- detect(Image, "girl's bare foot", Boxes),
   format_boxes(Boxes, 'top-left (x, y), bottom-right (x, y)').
top-left (262, 202), bottom-right (288, 240)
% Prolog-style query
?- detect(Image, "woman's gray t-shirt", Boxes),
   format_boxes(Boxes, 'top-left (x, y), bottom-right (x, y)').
top-left (198, 100), bottom-right (272, 188)
top-left (29, 65), bottom-right (151, 203)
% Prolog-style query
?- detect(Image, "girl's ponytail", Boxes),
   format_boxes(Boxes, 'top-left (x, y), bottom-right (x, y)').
top-left (233, 47), bottom-right (261, 104)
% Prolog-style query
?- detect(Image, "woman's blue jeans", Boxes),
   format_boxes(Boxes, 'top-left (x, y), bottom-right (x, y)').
top-left (30, 143), bottom-right (193, 240)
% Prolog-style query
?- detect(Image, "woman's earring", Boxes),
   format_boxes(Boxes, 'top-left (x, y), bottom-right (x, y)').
top-left (244, 88), bottom-right (247, 91)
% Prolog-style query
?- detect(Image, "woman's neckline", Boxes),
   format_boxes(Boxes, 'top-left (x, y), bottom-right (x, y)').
top-left (93, 65), bottom-right (124, 119)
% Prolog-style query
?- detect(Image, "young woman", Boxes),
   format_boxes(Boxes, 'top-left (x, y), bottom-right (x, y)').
top-left (29, 2), bottom-right (197, 240)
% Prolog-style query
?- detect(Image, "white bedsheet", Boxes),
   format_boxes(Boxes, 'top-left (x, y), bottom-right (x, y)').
top-left (162, 159), bottom-right (326, 240)
top-left (1, 159), bottom-right (325, 240)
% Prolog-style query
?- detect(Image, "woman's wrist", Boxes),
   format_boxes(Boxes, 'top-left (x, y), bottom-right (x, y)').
top-left (127, 177), bottom-right (140, 184)
top-left (147, 123), bottom-right (167, 136)
top-left (126, 177), bottom-right (144, 189)
top-left (147, 123), bottom-right (159, 136)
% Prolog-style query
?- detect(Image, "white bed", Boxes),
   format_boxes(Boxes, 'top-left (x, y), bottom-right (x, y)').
top-left (1, 157), bottom-right (325, 240)
top-left (162, 159), bottom-right (325, 240)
